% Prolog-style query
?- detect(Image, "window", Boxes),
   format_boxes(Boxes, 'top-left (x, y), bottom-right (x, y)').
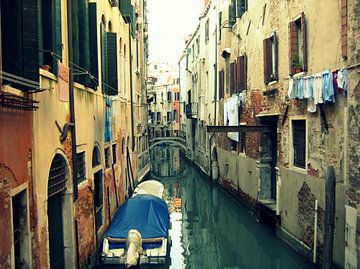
top-left (104, 147), bottom-right (111, 168)
top-left (92, 146), bottom-right (101, 168)
top-left (263, 33), bottom-right (278, 84)
top-left (192, 44), bottom-right (195, 61)
top-left (167, 91), bottom-right (172, 102)
top-left (112, 143), bottom-right (117, 164)
top-left (196, 38), bottom-right (200, 55)
top-left (218, 12), bottom-right (222, 41)
top-left (41, 0), bottom-right (62, 74)
top-left (236, 55), bottom-right (247, 92)
top-left (1, 0), bottom-right (40, 90)
top-left (174, 92), bottom-right (180, 101)
top-left (167, 111), bottom-right (172, 122)
top-left (235, 0), bottom-right (248, 18)
top-left (157, 112), bottom-right (161, 123)
top-left (205, 19), bottom-right (209, 43)
top-left (289, 13), bottom-right (307, 74)
top-left (292, 120), bottom-right (306, 169)
top-left (219, 69), bottom-right (225, 99)
top-left (76, 152), bottom-right (86, 184)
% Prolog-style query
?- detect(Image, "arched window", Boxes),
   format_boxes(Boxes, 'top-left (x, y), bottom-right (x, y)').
top-left (92, 146), bottom-right (101, 168)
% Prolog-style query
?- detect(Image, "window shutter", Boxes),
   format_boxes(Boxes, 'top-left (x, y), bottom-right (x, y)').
top-left (104, 32), bottom-right (118, 95)
top-left (301, 13), bottom-right (307, 72)
top-left (72, 0), bottom-right (80, 75)
top-left (230, 62), bottom-right (235, 95)
top-left (52, 0), bottom-right (62, 74)
top-left (89, 3), bottom-right (99, 87)
top-left (263, 38), bottom-right (272, 84)
top-left (274, 32), bottom-right (278, 80)
top-left (219, 70), bottom-right (224, 99)
top-left (22, 0), bottom-right (40, 84)
top-left (79, 0), bottom-right (91, 85)
top-left (288, 21), bottom-right (297, 75)
top-left (229, 2), bottom-right (236, 27)
top-left (237, 56), bottom-right (246, 92)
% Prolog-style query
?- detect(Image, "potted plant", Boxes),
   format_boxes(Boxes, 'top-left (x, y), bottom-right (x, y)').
top-left (293, 54), bottom-right (303, 73)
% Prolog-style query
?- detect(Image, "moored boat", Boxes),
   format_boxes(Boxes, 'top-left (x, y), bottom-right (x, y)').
top-left (102, 180), bottom-right (170, 267)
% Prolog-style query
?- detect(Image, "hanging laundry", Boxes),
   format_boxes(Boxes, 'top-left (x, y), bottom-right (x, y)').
top-left (105, 96), bottom-right (112, 142)
top-left (322, 70), bottom-right (335, 103)
top-left (295, 78), bottom-right (304, 99)
top-left (288, 78), bottom-right (295, 99)
top-left (332, 70), bottom-right (340, 94)
top-left (313, 73), bottom-right (323, 105)
top-left (303, 76), bottom-right (314, 99)
top-left (337, 68), bottom-right (348, 95)
top-left (227, 96), bottom-right (239, 142)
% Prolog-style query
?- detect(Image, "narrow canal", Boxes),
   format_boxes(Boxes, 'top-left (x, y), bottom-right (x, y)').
top-left (148, 145), bottom-right (313, 269)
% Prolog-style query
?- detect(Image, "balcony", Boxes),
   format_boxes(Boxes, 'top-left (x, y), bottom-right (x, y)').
top-left (185, 102), bottom-right (198, 119)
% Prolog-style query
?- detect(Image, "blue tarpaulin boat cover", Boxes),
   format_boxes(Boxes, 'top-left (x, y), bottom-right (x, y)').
top-left (106, 194), bottom-right (169, 239)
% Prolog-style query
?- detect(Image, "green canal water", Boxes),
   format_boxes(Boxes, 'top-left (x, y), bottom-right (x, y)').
top-left (149, 146), bottom-right (313, 269)
top-left (103, 146), bottom-right (314, 269)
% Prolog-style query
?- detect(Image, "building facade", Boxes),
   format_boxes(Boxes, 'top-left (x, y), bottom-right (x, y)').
top-left (179, 0), bottom-right (360, 268)
top-left (0, 0), bottom-right (149, 268)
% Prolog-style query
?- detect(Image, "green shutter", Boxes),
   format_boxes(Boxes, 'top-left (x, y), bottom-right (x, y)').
top-left (22, 0), bottom-right (40, 84)
top-left (78, 0), bottom-right (90, 85)
top-left (52, 0), bottom-right (62, 74)
top-left (89, 3), bottom-right (98, 88)
top-left (101, 24), bottom-right (107, 94)
top-left (103, 32), bottom-right (118, 96)
top-left (72, 0), bottom-right (80, 82)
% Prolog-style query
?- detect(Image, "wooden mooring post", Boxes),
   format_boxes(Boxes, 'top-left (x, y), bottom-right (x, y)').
top-left (323, 166), bottom-right (336, 268)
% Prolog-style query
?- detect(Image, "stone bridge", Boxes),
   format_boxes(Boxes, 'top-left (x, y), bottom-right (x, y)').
top-left (148, 129), bottom-right (187, 150)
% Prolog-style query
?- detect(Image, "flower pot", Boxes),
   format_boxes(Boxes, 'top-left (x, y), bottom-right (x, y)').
top-left (41, 65), bottom-right (51, 71)
top-left (295, 67), bottom-right (303, 74)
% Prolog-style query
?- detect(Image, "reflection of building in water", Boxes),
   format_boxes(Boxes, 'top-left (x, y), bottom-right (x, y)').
top-left (150, 145), bottom-right (184, 177)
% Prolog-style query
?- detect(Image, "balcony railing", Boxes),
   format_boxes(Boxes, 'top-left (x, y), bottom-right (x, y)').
top-left (148, 129), bottom-right (186, 140)
top-left (185, 102), bottom-right (198, 118)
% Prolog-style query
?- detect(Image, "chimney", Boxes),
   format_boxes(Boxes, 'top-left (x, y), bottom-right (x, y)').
top-left (204, 0), bottom-right (209, 8)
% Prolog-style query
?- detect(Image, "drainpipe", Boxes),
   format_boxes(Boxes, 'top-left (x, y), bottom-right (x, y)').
top-left (213, 25), bottom-right (218, 126)
top-left (313, 199), bottom-right (318, 264)
top-left (129, 26), bottom-right (135, 152)
top-left (67, 0), bottom-right (80, 268)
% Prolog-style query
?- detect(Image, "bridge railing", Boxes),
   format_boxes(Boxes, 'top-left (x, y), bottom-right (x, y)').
top-left (148, 129), bottom-right (186, 141)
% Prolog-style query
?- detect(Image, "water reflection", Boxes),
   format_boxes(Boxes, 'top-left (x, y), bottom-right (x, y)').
top-left (150, 146), bottom-right (313, 269)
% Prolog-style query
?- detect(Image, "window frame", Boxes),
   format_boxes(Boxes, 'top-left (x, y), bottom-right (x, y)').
top-left (76, 151), bottom-right (87, 185)
top-left (289, 117), bottom-right (307, 173)
top-left (289, 13), bottom-right (307, 75)
top-left (104, 146), bottom-right (111, 169)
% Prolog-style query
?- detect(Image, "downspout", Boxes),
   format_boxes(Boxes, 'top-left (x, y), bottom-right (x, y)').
top-left (67, 0), bottom-right (80, 268)
top-left (214, 25), bottom-right (218, 126)
top-left (129, 26), bottom-right (135, 152)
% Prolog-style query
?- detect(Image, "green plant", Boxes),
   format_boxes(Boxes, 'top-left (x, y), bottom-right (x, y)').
top-left (293, 54), bottom-right (303, 68)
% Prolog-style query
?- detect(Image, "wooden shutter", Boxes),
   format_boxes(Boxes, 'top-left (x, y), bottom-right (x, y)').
top-left (22, 0), bottom-right (40, 84)
top-left (219, 70), bottom-right (224, 99)
top-left (230, 62), bottom-right (235, 95)
top-left (274, 32), bottom-right (278, 80)
top-left (263, 38), bottom-right (272, 84)
top-left (89, 3), bottom-right (99, 87)
top-left (301, 13), bottom-right (307, 72)
top-left (237, 56), bottom-right (246, 92)
top-left (79, 0), bottom-right (91, 85)
top-left (104, 32), bottom-right (118, 95)
top-left (341, 0), bottom-right (347, 58)
top-left (72, 0), bottom-right (80, 79)
top-left (288, 21), bottom-right (297, 75)
top-left (52, 0), bottom-right (62, 74)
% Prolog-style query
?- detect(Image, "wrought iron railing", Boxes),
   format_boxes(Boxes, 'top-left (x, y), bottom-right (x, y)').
top-left (148, 129), bottom-right (186, 140)
top-left (185, 102), bottom-right (198, 118)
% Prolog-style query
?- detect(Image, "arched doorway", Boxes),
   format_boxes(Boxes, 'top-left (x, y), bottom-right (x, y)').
top-left (47, 154), bottom-right (73, 269)
top-left (92, 145), bottom-right (103, 235)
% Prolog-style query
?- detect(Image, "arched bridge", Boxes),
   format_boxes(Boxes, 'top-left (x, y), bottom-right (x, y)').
top-left (148, 129), bottom-right (187, 150)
